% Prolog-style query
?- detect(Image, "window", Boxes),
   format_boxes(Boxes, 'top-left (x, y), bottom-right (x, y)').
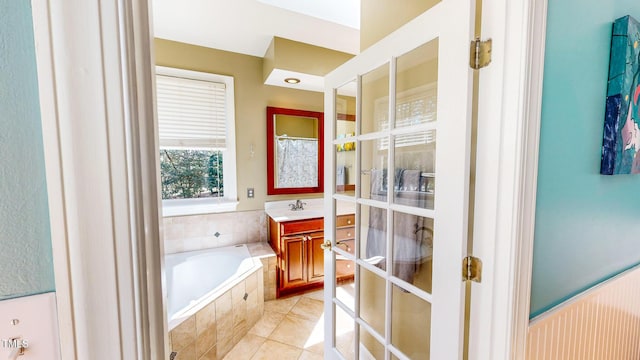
top-left (375, 84), bottom-right (437, 150)
top-left (156, 66), bottom-right (237, 216)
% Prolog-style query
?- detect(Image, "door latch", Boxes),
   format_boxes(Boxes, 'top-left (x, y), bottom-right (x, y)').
top-left (320, 239), bottom-right (332, 251)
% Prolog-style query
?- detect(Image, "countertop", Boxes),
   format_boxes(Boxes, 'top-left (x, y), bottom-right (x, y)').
top-left (264, 198), bottom-right (355, 222)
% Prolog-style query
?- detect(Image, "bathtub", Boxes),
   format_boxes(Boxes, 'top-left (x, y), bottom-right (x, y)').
top-left (165, 244), bottom-right (262, 330)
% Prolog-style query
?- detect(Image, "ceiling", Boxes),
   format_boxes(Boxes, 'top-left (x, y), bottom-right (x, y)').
top-left (152, 0), bottom-right (361, 58)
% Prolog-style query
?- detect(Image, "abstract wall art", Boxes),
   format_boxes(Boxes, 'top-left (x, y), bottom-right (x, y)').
top-left (601, 15), bottom-right (640, 175)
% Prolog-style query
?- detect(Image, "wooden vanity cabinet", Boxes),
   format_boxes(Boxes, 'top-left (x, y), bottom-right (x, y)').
top-left (335, 214), bottom-right (355, 279)
top-left (269, 214), bottom-right (355, 297)
top-left (269, 217), bottom-right (324, 297)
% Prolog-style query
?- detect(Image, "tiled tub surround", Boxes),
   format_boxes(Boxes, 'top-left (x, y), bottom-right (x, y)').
top-left (260, 255), bottom-right (277, 301)
top-left (168, 245), bottom-right (265, 360)
top-left (164, 210), bottom-right (268, 254)
top-left (247, 243), bottom-right (278, 302)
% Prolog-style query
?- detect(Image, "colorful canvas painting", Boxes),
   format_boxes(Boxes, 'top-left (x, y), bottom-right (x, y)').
top-left (601, 15), bottom-right (640, 175)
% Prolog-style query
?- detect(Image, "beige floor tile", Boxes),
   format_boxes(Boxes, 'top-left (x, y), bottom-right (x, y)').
top-left (248, 311), bottom-right (285, 338)
top-left (263, 295), bottom-right (300, 314)
top-left (298, 350), bottom-right (323, 360)
top-left (268, 314), bottom-right (320, 349)
top-left (199, 345), bottom-right (217, 360)
top-left (302, 283), bottom-right (355, 304)
top-left (250, 340), bottom-right (302, 360)
top-left (222, 333), bottom-right (266, 360)
top-left (226, 283), bottom-right (359, 359)
top-left (303, 340), bottom-right (324, 356)
top-left (289, 297), bottom-right (324, 322)
top-left (336, 330), bottom-right (355, 359)
top-left (301, 289), bottom-right (324, 301)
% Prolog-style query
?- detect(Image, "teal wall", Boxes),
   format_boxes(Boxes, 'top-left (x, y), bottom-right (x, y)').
top-left (0, 1), bottom-right (55, 299)
top-left (531, 0), bottom-right (640, 317)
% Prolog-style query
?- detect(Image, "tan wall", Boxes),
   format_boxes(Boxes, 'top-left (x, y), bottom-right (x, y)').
top-left (360, 0), bottom-right (440, 51)
top-left (155, 38), bottom-right (324, 212)
top-left (264, 37), bottom-right (354, 79)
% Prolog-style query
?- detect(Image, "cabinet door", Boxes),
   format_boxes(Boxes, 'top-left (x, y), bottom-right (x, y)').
top-left (281, 236), bottom-right (306, 290)
top-left (307, 232), bottom-right (325, 283)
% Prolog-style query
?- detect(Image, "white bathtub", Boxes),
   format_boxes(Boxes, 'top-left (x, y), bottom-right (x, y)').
top-left (165, 244), bottom-right (260, 330)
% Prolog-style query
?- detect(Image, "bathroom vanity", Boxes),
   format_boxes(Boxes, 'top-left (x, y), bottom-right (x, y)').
top-left (265, 200), bottom-right (355, 297)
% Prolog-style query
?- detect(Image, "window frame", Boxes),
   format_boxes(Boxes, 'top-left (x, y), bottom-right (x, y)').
top-left (155, 66), bottom-right (238, 216)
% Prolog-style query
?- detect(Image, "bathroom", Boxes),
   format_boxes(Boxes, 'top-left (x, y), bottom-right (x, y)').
top-left (154, 0), bottom-right (437, 359)
top-left (155, 12), bottom-right (344, 359)
top-left (157, 36), bottom-right (348, 358)
top-left (6, 0), bottom-right (640, 358)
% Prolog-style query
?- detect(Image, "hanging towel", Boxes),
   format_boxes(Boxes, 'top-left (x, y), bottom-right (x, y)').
top-left (396, 170), bottom-right (427, 208)
top-left (398, 169), bottom-right (421, 192)
top-left (366, 169), bottom-right (387, 259)
top-left (366, 168), bottom-right (433, 285)
top-left (336, 165), bottom-right (346, 186)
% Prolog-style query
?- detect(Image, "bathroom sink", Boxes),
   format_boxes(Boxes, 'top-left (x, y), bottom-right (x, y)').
top-left (266, 208), bottom-right (324, 222)
top-left (264, 199), bottom-right (355, 222)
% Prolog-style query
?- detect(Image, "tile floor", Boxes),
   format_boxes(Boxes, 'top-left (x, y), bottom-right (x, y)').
top-left (223, 285), bottom-right (354, 360)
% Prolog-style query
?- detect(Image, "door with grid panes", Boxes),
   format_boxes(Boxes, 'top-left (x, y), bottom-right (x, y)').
top-left (322, 1), bottom-right (475, 358)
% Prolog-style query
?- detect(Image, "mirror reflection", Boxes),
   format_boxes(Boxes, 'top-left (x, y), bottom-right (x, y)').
top-left (336, 114), bottom-right (356, 193)
top-left (266, 107), bottom-right (324, 195)
top-left (336, 80), bottom-right (357, 195)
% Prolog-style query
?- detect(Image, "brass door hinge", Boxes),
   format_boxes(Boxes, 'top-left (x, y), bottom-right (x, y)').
top-left (470, 38), bottom-right (492, 70)
top-left (462, 256), bottom-right (482, 282)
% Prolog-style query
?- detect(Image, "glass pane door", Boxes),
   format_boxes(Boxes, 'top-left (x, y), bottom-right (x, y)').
top-left (323, 1), bottom-right (476, 359)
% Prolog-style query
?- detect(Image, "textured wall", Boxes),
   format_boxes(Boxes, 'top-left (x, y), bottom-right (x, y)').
top-left (0, 0), bottom-right (55, 299)
top-left (531, 0), bottom-right (640, 316)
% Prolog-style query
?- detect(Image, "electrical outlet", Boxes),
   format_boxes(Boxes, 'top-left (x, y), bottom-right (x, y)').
top-left (247, 188), bottom-right (254, 198)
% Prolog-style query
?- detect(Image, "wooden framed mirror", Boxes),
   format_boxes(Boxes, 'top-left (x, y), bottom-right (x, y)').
top-left (266, 106), bottom-right (324, 195)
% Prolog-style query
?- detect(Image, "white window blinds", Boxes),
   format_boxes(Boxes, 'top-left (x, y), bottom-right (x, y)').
top-left (156, 74), bottom-right (228, 150)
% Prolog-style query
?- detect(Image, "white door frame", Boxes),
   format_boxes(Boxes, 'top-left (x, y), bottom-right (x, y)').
top-left (469, 0), bottom-right (548, 358)
top-left (30, 0), bottom-right (166, 359)
top-left (28, 0), bottom-right (548, 358)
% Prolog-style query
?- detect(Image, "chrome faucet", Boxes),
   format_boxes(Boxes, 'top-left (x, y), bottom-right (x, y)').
top-left (289, 199), bottom-right (306, 211)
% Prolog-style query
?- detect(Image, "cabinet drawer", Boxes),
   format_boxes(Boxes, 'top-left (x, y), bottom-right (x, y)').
top-left (336, 257), bottom-right (354, 278)
top-left (336, 239), bottom-right (355, 255)
top-left (281, 218), bottom-right (324, 235)
top-left (336, 214), bottom-right (355, 227)
top-left (336, 227), bottom-right (355, 241)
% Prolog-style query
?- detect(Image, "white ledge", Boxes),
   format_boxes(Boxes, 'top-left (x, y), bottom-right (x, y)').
top-left (162, 198), bottom-right (239, 217)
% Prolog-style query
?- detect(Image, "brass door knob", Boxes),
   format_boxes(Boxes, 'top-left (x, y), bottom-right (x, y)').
top-left (320, 240), bottom-right (332, 250)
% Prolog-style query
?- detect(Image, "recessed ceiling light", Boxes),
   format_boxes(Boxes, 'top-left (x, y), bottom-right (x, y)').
top-left (284, 77), bottom-right (301, 84)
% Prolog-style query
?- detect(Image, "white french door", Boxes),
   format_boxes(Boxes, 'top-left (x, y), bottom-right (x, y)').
top-left (323, 0), bottom-right (476, 358)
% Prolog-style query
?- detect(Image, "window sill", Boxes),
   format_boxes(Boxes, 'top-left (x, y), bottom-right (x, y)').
top-left (162, 198), bottom-right (239, 217)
